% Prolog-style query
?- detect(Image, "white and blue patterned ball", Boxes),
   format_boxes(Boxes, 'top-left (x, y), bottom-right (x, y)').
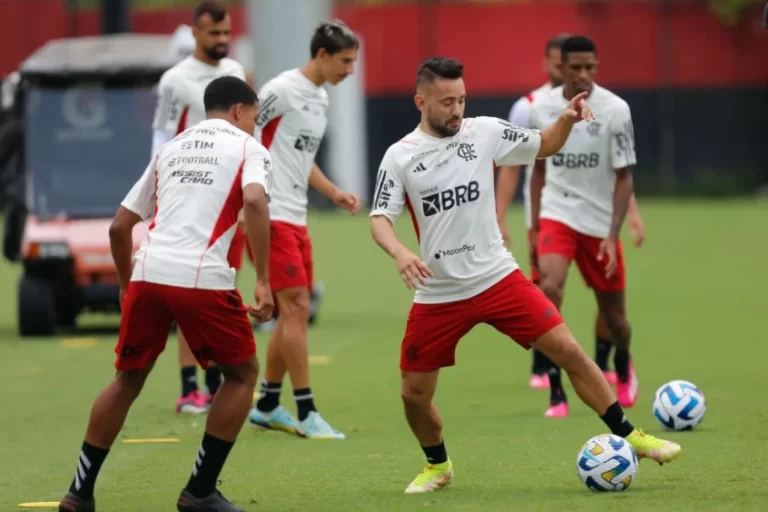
top-left (652, 379), bottom-right (706, 431)
top-left (576, 434), bottom-right (638, 492)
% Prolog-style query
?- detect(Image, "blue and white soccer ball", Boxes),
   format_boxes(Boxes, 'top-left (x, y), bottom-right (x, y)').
top-left (652, 379), bottom-right (706, 431)
top-left (576, 434), bottom-right (638, 492)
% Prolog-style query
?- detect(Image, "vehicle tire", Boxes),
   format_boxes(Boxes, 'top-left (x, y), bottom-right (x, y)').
top-left (18, 274), bottom-right (56, 337)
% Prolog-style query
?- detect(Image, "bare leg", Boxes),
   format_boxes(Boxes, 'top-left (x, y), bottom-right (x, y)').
top-left (594, 311), bottom-right (614, 373)
top-left (401, 370), bottom-right (443, 447)
top-left (537, 253), bottom-right (571, 409)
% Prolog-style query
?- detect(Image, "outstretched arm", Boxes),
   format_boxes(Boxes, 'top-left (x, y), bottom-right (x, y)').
top-left (371, 216), bottom-right (432, 289)
top-left (538, 91), bottom-right (594, 157)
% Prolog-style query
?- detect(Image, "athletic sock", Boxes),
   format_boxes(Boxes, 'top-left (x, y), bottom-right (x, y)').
top-left (181, 367), bottom-right (198, 397)
top-left (68, 442), bottom-right (110, 500)
top-left (614, 348), bottom-right (631, 382)
top-left (548, 364), bottom-right (567, 405)
top-left (595, 337), bottom-right (612, 371)
top-left (294, 388), bottom-right (316, 421)
top-left (532, 349), bottom-right (548, 375)
top-left (204, 367), bottom-right (222, 396)
top-left (185, 433), bottom-right (234, 499)
top-left (255, 381), bottom-right (281, 413)
top-left (422, 440), bottom-right (448, 465)
top-left (600, 401), bottom-right (635, 437)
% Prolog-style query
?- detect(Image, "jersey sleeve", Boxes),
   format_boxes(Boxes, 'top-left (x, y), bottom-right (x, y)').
top-left (241, 138), bottom-right (272, 199)
top-left (369, 146), bottom-right (406, 224)
top-left (610, 102), bottom-right (637, 170)
top-left (152, 72), bottom-right (185, 136)
top-left (508, 96), bottom-right (531, 128)
top-left (255, 78), bottom-right (290, 132)
top-left (480, 116), bottom-right (542, 167)
top-left (121, 157), bottom-right (157, 220)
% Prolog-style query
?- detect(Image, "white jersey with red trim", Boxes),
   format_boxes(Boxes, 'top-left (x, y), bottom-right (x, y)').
top-left (152, 56), bottom-right (246, 154)
top-left (122, 119), bottom-right (272, 290)
top-left (506, 82), bottom-right (552, 229)
top-left (370, 117), bottom-right (542, 304)
top-left (529, 84), bottom-right (637, 238)
top-left (255, 68), bottom-right (329, 226)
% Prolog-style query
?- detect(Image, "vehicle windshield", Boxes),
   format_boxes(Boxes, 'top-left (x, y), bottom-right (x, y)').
top-left (24, 81), bottom-right (156, 218)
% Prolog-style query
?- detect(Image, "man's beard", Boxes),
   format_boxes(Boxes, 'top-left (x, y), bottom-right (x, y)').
top-left (428, 116), bottom-right (460, 138)
top-left (204, 45), bottom-right (229, 61)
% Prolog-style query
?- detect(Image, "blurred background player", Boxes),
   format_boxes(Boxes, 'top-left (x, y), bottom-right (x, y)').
top-left (59, 75), bottom-right (273, 512)
top-left (248, 21), bottom-right (361, 439)
top-left (529, 36), bottom-right (639, 419)
top-left (496, 35), bottom-right (647, 391)
top-left (369, 56), bottom-right (681, 493)
top-left (152, 0), bottom-right (247, 415)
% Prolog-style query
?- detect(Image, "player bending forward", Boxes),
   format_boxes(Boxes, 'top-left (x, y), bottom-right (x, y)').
top-left (248, 21), bottom-right (361, 439)
top-left (369, 57), bottom-right (681, 494)
top-left (529, 36), bottom-right (642, 418)
top-left (58, 76), bottom-right (273, 512)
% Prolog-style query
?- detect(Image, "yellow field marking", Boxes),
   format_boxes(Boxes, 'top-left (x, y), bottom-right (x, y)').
top-left (121, 438), bottom-right (181, 444)
top-left (61, 337), bottom-right (98, 349)
top-left (18, 503), bottom-right (60, 509)
top-left (309, 355), bottom-right (332, 365)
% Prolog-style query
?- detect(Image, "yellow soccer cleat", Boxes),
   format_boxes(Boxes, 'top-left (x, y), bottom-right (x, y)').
top-left (405, 459), bottom-right (454, 494)
top-left (626, 429), bottom-right (682, 465)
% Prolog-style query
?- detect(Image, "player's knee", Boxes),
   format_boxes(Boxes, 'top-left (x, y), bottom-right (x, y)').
top-left (278, 290), bottom-right (311, 324)
top-left (220, 357), bottom-right (259, 388)
top-left (115, 369), bottom-right (150, 399)
top-left (401, 379), bottom-right (434, 407)
top-left (539, 276), bottom-right (564, 304)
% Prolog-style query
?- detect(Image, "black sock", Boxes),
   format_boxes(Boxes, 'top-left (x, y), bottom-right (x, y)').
top-left (600, 401), bottom-right (635, 437)
top-left (548, 363), bottom-right (567, 405)
top-left (256, 381), bottom-right (281, 413)
top-left (68, 442), bottom-right (110, 500)
top-left (595, 337), bottom-right (612, 371)
top-left (185, 433), bottom-right (234, 499)
top-left (422, 440), bottom-right (448, 464)
top-left (294, 388), bottom-right (316, 421)
top-left (532, 349), bottom-right (548, 375)
top-left (204, 367), bottom-right (222, 396)
top-left (614, 348), bottom-right (631, 382)
top-left (181, 366), bottom-right (198, 397)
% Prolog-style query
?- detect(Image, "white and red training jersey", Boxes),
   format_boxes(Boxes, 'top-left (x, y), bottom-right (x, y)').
top-left (255, 69), bottom-right (329, 226)
top-left (529, 84), bottom-right (637, 238)
top-left (506, 82), bottom-right (552, 229)
top-left (122, 119), bottom-right (272, 290)
top-left (152, 56), bottom-right (246, 155)
top-left (370, 117), bottom-right (542, 304)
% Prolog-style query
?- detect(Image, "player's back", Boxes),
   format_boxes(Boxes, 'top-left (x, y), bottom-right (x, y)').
top-left (256, 69), bottom-right (329, 226)
top-left (154, 56), bottom-right (246, 135)
top-left (133, 119), bottom-right (258, 289)
top-left (530, 84), bottom-right (636, 237)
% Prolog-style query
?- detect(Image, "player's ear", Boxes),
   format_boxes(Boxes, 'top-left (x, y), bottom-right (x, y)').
top-left (414, 94), bottom-right (426, 113)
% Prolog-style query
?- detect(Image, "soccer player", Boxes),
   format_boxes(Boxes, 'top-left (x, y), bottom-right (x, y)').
top-left (495, 35), bottom-right (647, 392)
top-left (247, 21), bottom-right (362, 440)
top-left (369, 57), bottom-right (681, 494)
top-left (152, 0), bottom-right (249, 414)
top-left (58, 76), bottom-right (272, 512)
top-left (528, 35), bottom-right (640, 418)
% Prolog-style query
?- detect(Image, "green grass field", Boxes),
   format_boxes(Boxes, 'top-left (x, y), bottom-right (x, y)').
top-left (2, 200), bottom-right (767, 511)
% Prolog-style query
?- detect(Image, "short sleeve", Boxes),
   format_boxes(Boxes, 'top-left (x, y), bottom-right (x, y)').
top-left (528, 102), bottom-right (543, 131)
top-left (479, 116), bottom-right (542, 167)
top-left (152, 72), bottom-right (184, 135)
top-left (610, 102), bottom-right (637, 170)
top-left (508, 96), bottom-right (531, 128)
top-left (121, 157), bottom-right (157, 220)
top-left (241, 138), bottom-right (272, 199)
top-left (369, 147), bottom-right (405, 224)
top-left (255, 78), bottom-right (290, 131)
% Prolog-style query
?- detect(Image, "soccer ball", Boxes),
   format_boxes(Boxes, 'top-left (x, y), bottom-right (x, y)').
top-left (652, 379), bottom-right (706, 431)
top-left (576, 434), bottom-right (638, 492)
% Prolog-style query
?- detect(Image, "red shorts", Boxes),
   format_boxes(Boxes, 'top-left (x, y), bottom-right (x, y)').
top-left (526, 229), bottom-right (540, 284)
top-left (227, 227), bottom-right (247, 270)
top-left (114, 282), bottom-right (256, 371)
top-left (537, 218), bottom-right (626, 292)
top-left (400, 270), bottom-right (564, 372)
top-left (270, 220), bottom-right (313, 292)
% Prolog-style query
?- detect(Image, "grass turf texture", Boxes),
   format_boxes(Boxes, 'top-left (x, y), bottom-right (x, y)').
top-left (1, 199), bottom-right (767, 511)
